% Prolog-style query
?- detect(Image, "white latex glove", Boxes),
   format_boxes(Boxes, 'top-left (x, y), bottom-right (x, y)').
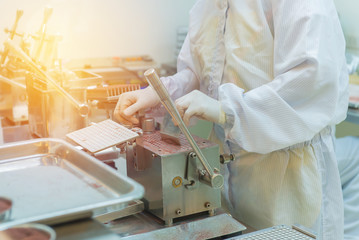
top-left (175, 90), bottom-right (226, 125)
top-left (114, 87), bottom-right (160, 125)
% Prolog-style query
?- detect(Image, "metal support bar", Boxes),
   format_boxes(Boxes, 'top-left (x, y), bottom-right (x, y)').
top-left (0, 75), bottom-right (26, 89)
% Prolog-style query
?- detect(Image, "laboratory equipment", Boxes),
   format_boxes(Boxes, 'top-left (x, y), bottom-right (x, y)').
top-left (126, 130), bottom-right (222, 226)
top-left (118, 69), bottom-right (224, 226)
top-left (0, 7), bottom-right (61, 124)
top-left (0, 138), bottom-right (144, 230)
top-left (0, 9), bottom-right (27, 124)
top-left (228, 225), bottom-right (316, 239)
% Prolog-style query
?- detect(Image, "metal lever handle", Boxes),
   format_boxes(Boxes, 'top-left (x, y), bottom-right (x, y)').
top-left (11, 10), bottom-right (24, 39)
top-left (144, 68), bottom-right (224, 189)
top-left (4, 39), bottom-right (89, 116)
top-left (43, 6), bottom-right (53, 24)
top-left (1, 9), bottom-right (24, 65)
top-left (34, 6), bottom-right (53, 60)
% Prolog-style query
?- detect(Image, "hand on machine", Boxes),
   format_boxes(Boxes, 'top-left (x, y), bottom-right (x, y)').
top-left (113, 75), bottom-right (225, 127)
top-left (175, 90), bottom-right (226, 125)
top-left (114, 87), bottom-right (160, 126)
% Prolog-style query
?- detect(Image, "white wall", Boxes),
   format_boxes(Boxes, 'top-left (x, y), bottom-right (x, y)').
top-left (0, 0), bottom-right (195, 64)
top-left (333, 0), bottom-right (359, 52)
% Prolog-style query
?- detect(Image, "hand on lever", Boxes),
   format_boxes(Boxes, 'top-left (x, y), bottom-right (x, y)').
top-left (175, 90), bottom-right (226, 126)
top-left (114, 87), bottom-right (160, 125)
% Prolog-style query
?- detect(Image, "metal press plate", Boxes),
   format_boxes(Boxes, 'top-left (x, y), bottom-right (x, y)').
top-left (0, 138), bottom-right (144, 230)
top-left (66, 119), bottom-right (139, 153)
top-left (136, 131), bottom-right (217, 156)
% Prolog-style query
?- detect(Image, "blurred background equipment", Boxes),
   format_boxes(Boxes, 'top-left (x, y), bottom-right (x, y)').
top-left (0, 7), bottom-right (63, 125)
top-left (0, 9), bottom-right (27, 124)
top-left (0, 7), bottom-right (158, 138)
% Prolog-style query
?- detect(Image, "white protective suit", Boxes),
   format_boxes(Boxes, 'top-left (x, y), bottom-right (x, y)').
top-left (161, 0), bottom-right (348, 239)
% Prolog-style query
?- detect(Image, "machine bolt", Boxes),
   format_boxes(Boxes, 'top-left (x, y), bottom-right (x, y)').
top-left (141, 117), bottom-right (155, 133)
top-left (172, 176), bottom-right (183, 188)
top-left (205, 202), bottom-right (211, 208)
top-left (189, 152), bottom-right (197, 158)
top-left (199, 169), bottom-right (207, 176)
top-left (184, 180), bottom-right (196, 190)
top-left (175, 209), bottom-right (182, 215)
top-left (220, 154), bottom-right (235, 164)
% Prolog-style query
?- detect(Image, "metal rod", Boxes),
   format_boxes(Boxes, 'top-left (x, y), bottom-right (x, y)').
top-left (4, 39), bottom-right (89, 116)
top-left (144, 68), bottom-right (223, 189)
top-left (0, 9), bottom-right (23, 65)
top-left (0, 75), bottom-right (26, 89)
top-left (34, 7), bottom-right (53, 61)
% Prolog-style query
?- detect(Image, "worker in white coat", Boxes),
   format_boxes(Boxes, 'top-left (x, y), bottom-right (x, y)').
top-left (114, 1), bottom-right (348, 239)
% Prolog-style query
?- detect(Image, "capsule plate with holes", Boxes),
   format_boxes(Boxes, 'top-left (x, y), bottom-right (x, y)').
top-left (66, 119), bottom-right (139, 153)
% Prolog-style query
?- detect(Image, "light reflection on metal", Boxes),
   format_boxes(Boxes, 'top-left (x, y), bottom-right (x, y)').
top-left (4, 39), bottom-right (89, 117)
top-left (0, 138), bottom-right (144, 230)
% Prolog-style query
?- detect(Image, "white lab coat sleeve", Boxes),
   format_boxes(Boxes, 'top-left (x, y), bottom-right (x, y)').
top-left (161, 35), bottom-right (200, 100)
top-left (219, 0), bottom-right (348, 154)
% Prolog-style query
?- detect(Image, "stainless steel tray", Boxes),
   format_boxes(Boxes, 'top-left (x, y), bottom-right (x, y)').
top-left (0, 138), bottom-right (144, 230)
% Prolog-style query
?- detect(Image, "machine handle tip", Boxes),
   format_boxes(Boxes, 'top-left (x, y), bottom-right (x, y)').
top-left (212, 173), bottom-right (224, 189)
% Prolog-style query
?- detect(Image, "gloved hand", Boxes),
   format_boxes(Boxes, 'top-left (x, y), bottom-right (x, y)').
top-left (114, 87), bottom-right (160, 125)
top-left (175, 90), bottom-right (226, 125)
